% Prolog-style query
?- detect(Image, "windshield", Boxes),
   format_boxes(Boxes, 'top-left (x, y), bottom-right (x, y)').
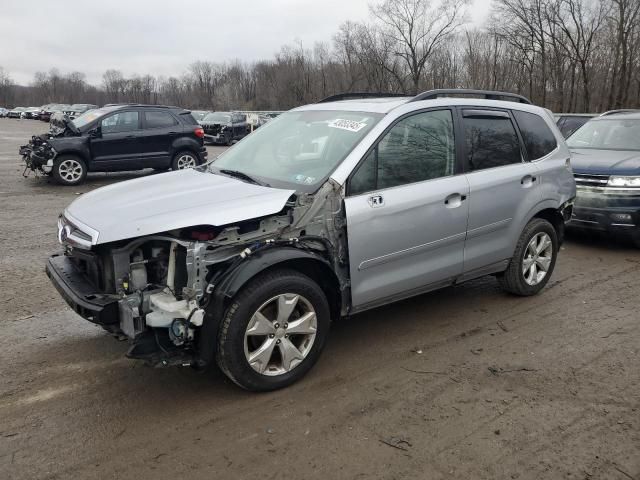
top-left (203, 113), bottom-right (231, 123)
top-left (209, 110), bottom-right (383, 191)
top-left (72, 107), bottom-right (116, 129)
top-left (568, 118), bottom-right (640, 151)
top-left (52, 105), bottom-right (69, 112)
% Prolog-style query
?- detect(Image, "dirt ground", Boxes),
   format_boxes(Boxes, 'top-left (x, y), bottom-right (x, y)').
top-left (0, 117), bottom-right (638, 480)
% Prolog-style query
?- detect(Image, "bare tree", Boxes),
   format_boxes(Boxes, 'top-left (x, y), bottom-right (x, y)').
top-left (370, 0), bottom-right (468, 93)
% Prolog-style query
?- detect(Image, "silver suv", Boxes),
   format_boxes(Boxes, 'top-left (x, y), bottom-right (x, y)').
top-left (47, 89), bottom-right (576, 391)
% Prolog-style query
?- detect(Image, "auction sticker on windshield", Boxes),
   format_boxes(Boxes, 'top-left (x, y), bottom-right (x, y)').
top-left (328, 119), bottom-right (367, 132)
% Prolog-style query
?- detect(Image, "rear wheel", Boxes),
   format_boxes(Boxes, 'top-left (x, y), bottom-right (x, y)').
top-left (52, 156), bottom-right (87, 186)
top-left (216, 269), bottom-right (330, 391)
top-left (171, 151), bottom-right (198, 170)
top-left (498, 218), bottom-right (558, 296)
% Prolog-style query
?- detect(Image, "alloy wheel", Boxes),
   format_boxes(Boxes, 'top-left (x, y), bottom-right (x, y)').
top-left (243, 293), bottom-right (318, 376)
top-left (176, 154), bottom-right (197, 169)
top-left (522, 232), bottom-right (553, 286)
top-left (58, 159), bottom-right (83, 183)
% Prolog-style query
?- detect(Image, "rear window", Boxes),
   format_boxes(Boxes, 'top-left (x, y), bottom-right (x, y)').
top-left (513, 110), bottom-right (558, 160)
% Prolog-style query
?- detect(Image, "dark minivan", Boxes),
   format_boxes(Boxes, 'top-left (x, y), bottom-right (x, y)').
top-left (20, 104), bottom-right (207, 185)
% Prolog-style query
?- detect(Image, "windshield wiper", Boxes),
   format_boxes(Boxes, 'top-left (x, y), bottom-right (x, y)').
top-left (219, 169), bottom-right (262, 186)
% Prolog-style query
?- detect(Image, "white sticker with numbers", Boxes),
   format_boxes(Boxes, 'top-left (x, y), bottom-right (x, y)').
top-left (328, 119), bottom-right (367, 132)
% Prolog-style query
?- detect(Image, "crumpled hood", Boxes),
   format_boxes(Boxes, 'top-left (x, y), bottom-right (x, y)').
top-left (65, 168), bottom-right (296, 245)
top-left (570, 148), bottom-right (640, 175)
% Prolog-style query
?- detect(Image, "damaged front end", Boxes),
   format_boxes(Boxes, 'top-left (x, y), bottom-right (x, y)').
top-left (20, 112), bottom-right (80, 178)
top-left (46, 180), bottom-right (349, 369)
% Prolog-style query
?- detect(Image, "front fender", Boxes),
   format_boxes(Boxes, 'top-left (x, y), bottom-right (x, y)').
top-left (196, 246), bottom-right (335, 367)
top-left (48, 137), bottom-right (90, 162)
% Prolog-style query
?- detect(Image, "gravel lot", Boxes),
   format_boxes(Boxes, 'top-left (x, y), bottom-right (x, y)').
top-left (1, 118), bottom-right (638, 480)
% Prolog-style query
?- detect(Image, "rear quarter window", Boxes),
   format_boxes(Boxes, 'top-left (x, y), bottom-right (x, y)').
top-left (180, 112), bottom-right (199, 125)
top-left (513, 110), bottom-right (558, 160)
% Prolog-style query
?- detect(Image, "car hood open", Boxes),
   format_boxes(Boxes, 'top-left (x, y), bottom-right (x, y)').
top-left (570, 148), bottom-right (640, 176)
top-left (65, 168), bottom-right (296, 245)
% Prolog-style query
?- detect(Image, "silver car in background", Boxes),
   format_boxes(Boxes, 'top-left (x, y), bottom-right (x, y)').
top-left (47, 89), bottom-right (575, 391)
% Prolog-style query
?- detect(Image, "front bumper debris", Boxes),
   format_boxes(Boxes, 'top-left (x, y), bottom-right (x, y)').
top-left (45, 254), bottom-right (120, 325)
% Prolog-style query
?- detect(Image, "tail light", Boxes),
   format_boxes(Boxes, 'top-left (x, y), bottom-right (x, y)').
top-left (194, 127), bottom-right (204, 138)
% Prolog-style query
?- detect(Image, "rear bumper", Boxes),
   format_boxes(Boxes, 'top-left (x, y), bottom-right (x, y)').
top-left (46, 254), bottom-right (120, 325)
top-left (198, 146), bottom-right (208, 162)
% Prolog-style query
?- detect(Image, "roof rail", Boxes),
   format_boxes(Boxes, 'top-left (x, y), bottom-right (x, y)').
top-left (317, 92), bottom-right (408, 103)
top-left (410, 89), bottom-right (532, 105)
top-left (102, 103), bottom-right (180, 109)
top-left (599, 109), bottom-right (640, 117)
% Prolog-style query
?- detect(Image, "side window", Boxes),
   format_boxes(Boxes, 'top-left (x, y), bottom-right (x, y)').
top-left (463, 112), bottom-right (522, 171)
top-left (144, 111), bottom-right (177, 129)
top-left (349, 109), bottom-right (456, 195)
top-left (513, 110), bottom-right (558, 160)
top-left (101, 111), bottom-right (139, 134)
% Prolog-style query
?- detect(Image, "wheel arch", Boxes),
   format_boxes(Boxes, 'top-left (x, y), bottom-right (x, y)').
top-left (220, 248), bottom-right (342, 320)
top-left (55, 148), bottom-right (89, 164)
top-left (519, 200), bottom-right (567, 248)
top-left (532, 208), bottom-right (565, 244)
top-left (196, 247), bottom-right (342, 367)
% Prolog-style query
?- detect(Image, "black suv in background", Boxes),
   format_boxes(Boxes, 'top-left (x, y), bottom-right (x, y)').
top-left (20, 104), bottom-right (207, 185)
top-left (200, 111), bottom-right (248, 145)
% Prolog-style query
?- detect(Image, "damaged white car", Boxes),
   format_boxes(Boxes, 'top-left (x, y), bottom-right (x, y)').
top-left (47, 90), bottom-right (575, 390)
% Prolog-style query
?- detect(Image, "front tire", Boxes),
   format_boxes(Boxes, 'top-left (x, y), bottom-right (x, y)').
top-left (171, 151), bottom-right (198, 170)
top-left (216, 269), bottom-right (330, 391)
top-left (52, 156), bottom-right (87, 186)
top-left (498, 218), bottom-right (558, 296)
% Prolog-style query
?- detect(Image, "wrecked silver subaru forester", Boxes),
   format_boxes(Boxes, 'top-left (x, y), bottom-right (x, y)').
top-left (47, 90), bottom-right (575, 391)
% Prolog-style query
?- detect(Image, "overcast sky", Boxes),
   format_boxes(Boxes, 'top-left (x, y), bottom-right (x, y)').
top-left (1, 0), bottom-right (492, 86)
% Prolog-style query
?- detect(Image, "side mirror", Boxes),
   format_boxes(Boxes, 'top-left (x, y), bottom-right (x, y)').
top-left (89, 127), bottom-right (101, 138)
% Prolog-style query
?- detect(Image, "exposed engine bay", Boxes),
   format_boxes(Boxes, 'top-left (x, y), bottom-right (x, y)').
top-left (53, 180), bottom-right (349, 368)
top-left (20, 112), bottom-right (80, 177)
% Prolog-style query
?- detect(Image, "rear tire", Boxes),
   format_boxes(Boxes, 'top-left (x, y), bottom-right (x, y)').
top-left (498, 218), bottom-right (558, 296)
top-left (52, 155), bottom-right (87, 186)
top-left (216, 269), bottom-right (330, 391)
top-left (171, 151), bottom-right (198, 170)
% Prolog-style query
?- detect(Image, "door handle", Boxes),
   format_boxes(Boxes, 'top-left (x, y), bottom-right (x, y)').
top-left (368, 194), bottom-right (384, 208)
top-left (521, 175), bottom-right (537, 186)
top-left (444, 193), bottom-right (467, 208)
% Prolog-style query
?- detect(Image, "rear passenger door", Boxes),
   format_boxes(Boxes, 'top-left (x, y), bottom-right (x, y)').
top-left (140, 110), bottom-right (180, 168)
top-left (461, 108), bottom-right (541, 275)
top-left (345, 109), bottom-right (469, 310)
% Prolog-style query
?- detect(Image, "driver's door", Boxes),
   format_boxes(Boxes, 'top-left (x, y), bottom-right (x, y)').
top-left (90, 110), bottom-right (143, 170)
top-left (344, 109), bottom-right (469, 310)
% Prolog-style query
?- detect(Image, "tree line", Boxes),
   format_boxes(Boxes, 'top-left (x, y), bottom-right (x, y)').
top-left (1, 0), bottom-right (639, 113)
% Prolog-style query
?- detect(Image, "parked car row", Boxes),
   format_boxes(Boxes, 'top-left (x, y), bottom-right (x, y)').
top-left (0, 103), bottom-right (99, 121)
